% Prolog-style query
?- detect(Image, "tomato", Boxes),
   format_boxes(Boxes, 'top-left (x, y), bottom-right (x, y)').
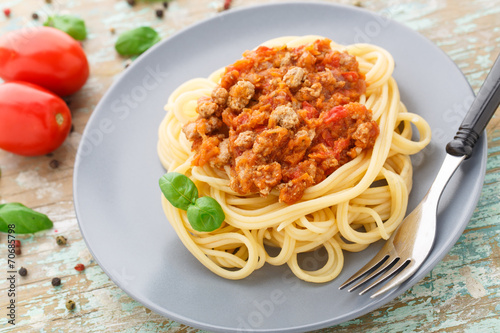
top-left (0, 27), bottom-right (89, 96)
top-left (0, 81), bottom-right (72, 156)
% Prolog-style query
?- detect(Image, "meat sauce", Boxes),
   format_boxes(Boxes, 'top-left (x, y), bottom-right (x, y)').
top-left (182, 39), bottom-right (379, 204)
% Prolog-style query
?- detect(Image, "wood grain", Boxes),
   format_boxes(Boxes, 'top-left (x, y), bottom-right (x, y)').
top-left (1, 0), bottom-right (499, 332)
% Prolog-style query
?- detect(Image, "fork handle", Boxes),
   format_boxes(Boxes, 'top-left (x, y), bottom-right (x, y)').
top-left (446, 53), bottom-right (500, 159)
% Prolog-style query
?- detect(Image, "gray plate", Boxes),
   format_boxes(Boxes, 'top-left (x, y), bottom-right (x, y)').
top-left (74, 2), bottom-right (487, 332)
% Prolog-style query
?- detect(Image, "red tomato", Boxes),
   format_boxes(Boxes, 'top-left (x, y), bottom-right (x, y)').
top-left (0, 27), bottom-right (89, 96)
top-left (0, 81), bottom-right (72, 156)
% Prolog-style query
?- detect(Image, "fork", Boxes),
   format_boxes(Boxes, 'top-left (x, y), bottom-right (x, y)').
top-left (339, 53), bottom-right (500, 298)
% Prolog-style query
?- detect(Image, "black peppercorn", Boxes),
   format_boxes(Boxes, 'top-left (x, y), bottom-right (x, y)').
top-left (49, 159), bottom-right (60, 169)
top-left (32, 13), bottom-right (39, 20)
top-left (162, 1), bottom-right (169, 8)
top-left (19, 267), bottom-right (27, 276)
top-left (66, 300), bottom-right (76, 310)
top-left (52, 277), bottom-right (61, 286)
top-left (155, 9), bottom-right (164, 18)
top-left (126, 0), bottom-right (135, 6)
top-left (56, 235), bottom-right (67, 246)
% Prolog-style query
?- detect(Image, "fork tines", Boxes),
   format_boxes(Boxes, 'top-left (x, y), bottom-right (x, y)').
top-left (339, 248), bottom-right (414, 298)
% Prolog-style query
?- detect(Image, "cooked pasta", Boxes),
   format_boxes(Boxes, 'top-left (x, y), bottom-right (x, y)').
top-left (157, 36), bottom-right (431, 282)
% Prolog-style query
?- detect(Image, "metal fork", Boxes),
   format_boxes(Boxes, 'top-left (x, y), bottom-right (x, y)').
top-left (339, 53), bottom-right (500, 298)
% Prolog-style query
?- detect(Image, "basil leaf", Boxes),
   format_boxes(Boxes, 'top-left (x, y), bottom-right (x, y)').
top-left (159, 172), bottom-right (198, 211)
top-left (0, 203), bottom-right (53, 234)
top-left (186, 196), bottom-right (225, 232)
top-left (44, 15), bottom-right (87, 40)
top-left (115, 27), bottom-right (161, 56)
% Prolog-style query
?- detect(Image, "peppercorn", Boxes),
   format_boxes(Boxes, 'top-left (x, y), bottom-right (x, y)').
top-left (3, 8), bottom-right (11, 17)
top-left (56, 235), bottom-right (67, 246)
top-left (32, 13), bottom-right (39, 20)
top-left (162, 1), bottom-right (169, 9)
top-left (353, 1), bottom-right (363, 7)
top-left (155, 9), bottom-right (164, 18)
top-left (110, 27), bottom-right (116, 34)
top-left (49, 159), bottom-right (60, 169)
top-left (70, 124), bottom-right (75, 133)
top-left (126, 0), bottom-right (135, 6)
top-left (15, 247), bottom-right (21, 255)
top-left (45, 0), bottom-right (52, 3)
top-left (223, 0), bottom-right (232, 10)
top-left (51, 277), bottom-right (61, 286)
top-left (19, 267), bottom-right (27, 276)
top-left (74, 263), bottom-right (85, 272)
top-left (14, 240), bottom-right (21, 247)
top-left (65, 300), bottom-right (76, 310)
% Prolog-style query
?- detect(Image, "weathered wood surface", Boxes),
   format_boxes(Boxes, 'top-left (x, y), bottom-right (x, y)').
top-left (0, 0), bottom-right (499, 332)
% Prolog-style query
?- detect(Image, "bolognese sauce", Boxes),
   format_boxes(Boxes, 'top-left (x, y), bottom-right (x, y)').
top-left (182, 39), bottom-right (379, 204)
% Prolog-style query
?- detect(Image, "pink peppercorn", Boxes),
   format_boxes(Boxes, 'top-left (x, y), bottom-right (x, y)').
top-left (74, 263), bottom-right (85, 272)
top-left (3, 8), bottom-right (11, 17)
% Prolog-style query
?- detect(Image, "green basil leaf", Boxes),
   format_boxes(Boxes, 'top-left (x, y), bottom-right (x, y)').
top-left (0, 203), bottom-right (53, 234)
top-left (186, 196), bottom-right (225, 232)
top-left (159, 172), bottom-right (198, 211)
top-left (115, 27), bottom-right (161, 56)
top-left (44, 15), bottom-right (87, 40)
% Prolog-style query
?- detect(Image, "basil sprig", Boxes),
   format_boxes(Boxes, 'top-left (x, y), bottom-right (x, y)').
top-left (159, 173), bottom-right (225, 232)
top-left (0, 203), bottom-right (53, 234)
top-left (44, 15), bottom-right (87, 40)
top-left (115, 27), bottom-right (161, 56)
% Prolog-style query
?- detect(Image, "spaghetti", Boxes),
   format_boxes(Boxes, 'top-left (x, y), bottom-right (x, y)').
top-left (157, 36), bottom-right (431, 282)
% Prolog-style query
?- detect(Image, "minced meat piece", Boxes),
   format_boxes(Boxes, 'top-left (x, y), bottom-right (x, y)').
top-left (297, 82), bottom-right (322, 101)
top-left (269, 105), bottom-right (300, 130)
top-left (228, 81), bottom-right (255, 110)
top-left (280, 52), bottom-right (292, 67)
top-left (253, 162), bottom-right (282, 196)
top-left (210, 138), bottom-right (230, 168)
top-left (212, 86), bottom-right (229, 106)
top-left (352, 121), bottom-right (379, 148)
top-left (283, 67), bottom-right (306, 89)
top-left (197, 98), bottom-right (218, 118)
top-left (197, 116), bottom-right (223, 135)
top-left (182, 121), bottom-right (199, 140)
top-left (234, 131), bottom-right (256, 149)
top-left (252, 127), bottom-right (289, 157)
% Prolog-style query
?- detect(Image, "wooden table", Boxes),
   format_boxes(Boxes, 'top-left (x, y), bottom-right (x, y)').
top-left (1, 0), bottom-right (499, 331)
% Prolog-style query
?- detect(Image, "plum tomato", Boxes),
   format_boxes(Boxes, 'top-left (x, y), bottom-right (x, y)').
top-left (0, 81), bottom-right (72, 156)
top-left (0, 26), bottom-right (89, 96)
